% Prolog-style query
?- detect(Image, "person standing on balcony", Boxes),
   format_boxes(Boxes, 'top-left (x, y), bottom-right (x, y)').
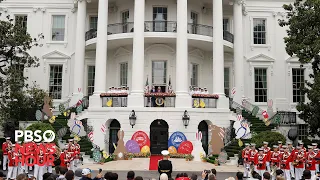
top-left (157, 86), bottom-right (162, 93)
top-left (107, 87), bottom-right (112, 93)
top-left (189, 87), bottom-right (194, 95)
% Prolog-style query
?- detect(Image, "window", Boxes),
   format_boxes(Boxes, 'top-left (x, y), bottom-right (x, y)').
top-left (121, 10), bottom-right (129, 33)
top-left (190, 63), bottom-right (198, 87)
top-left (152, 61), bottom-right (167, 85)
top-left (253, 18), bottom-right (266, 44)
top-left (254, 68), bottom-right (267, 102)
top-left (52, 15), bottom-right (66, 41)
top-left (87, 66), bottom-right (95, 96)
top-left (15, 15), bottom-right (28, 33)
top-left (190, 12), bottom-right (198, 34)
top-left (49, 65), bottom-right (63, 99)
top-left (9, 64), bottom-right (24, 90)
top-left (120, 62), bottom-right (128, 87)
top-left (298, 124), bottom-right (308, 140)
top-left (292, 68), bottom-right (305, 103)
top-left (223, 18), bottom-right (229, 32)
top-left (89, 16), bottom-right (98, 30)
top-left (153, 7), bottom-right (167, 32)
top-left (224, 67), bottom-right (230, 97)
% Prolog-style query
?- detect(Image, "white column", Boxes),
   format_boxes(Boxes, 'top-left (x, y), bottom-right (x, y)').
top-left (233, 0), bottom-right (244, 103)
top-left (73, 0), bottom-right (86, 94)
top-left (175, 0), bottom-right (191, 108)
top-left (128, 0), bottom-right (145, 107)
top-left (90, 0), bottom-right (108, 107)
top-left (212, 0), bottom-right (228, 108)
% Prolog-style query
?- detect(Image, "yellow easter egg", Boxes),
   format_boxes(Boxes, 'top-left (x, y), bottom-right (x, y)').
top-left (141, 145), bottom-right (150, 154)
top-left (168, 146), bottom-right (177, 154)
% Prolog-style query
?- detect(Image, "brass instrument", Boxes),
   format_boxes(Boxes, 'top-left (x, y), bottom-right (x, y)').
top-left (293, 151), bottom-right (304, 166)
top-left (270, 162), bottom-right (278, 176)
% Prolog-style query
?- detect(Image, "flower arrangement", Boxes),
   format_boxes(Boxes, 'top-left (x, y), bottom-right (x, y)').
top-left (144, 92), bottom-right (176, 97)
top-left (99, 152), bottom-right (114, 164)
top-left (125, 152), bottom-right (151, 158)
top-left (100, 93), bottom-right (128, 97)
top-left (192, 94), bottom-right (219, 99)
top-left (185, 154), bottom-right (194, 161)
top-left (169, 153), bottom-right (187, 158)
top-left (124, 153), bottom-right (134, 160)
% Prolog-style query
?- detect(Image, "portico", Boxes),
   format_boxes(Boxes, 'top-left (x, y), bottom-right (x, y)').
top-left (72, 0), bottom-right (244, 109)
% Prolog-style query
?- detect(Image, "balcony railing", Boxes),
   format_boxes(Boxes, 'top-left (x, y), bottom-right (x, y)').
top-left (191, 94), bottom-right (219, 108)
top-left (85, 22), bottom-right (234, 43)
top-left (144, 93), bottom-right (176, 107)
top-left (273, 111), bottom-right (297, 124)
top-left (100, 93), bottom-right (128, 107)
top-left (187, 23), bottom-right (234, 43)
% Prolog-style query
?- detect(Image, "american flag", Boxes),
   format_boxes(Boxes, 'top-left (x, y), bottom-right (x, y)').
top-left (88, 131), bottom-right (94, 142)
top-left (101, 124), bottom-right (107, 133)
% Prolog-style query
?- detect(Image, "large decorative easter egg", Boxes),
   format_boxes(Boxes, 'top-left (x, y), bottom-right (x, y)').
top-left (141, 145), bottom-right (150, 154)
top-left (168, 146), bottom-right (177, 154)
top-left (131, 131), bottom-right (150, 149)
top-left (178, 141), bottom-right (193, 154)
top-left (168, 131), bottom-right (187, 149)
top-left (126, 140), bottom-right (140, 153)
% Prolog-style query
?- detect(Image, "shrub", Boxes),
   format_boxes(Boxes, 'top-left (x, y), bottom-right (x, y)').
top-left (23, 122), bottom-right (58, 145)
top-left (251, 131), bottom-right (286, 148)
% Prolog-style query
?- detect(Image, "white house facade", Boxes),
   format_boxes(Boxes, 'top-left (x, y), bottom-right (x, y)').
top-left (0, 0), bottom-right (307, 154)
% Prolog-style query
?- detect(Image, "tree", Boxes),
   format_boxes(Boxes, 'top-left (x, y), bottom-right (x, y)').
top-left (279, 0), bottom-right (320, 137)
top-left (251, 131), bottom-right (286, 148)
top-left (0, 15), bottom-right (45, 138)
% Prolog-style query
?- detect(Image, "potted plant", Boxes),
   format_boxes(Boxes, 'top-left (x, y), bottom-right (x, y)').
top-left (185, 154), bottom-right (194, 161)
top-left (111, 154), bottom-right (117, 161)
top-left (127, 153), bottom-right (134, 160)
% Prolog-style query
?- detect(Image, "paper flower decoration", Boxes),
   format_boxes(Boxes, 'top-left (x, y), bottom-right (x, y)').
top-left (49, 116), bottom-right (56, 124)
top-left (102, 151), bottom-right (109, 159)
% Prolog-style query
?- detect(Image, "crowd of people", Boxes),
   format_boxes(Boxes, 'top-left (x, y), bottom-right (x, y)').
top-left (241, 140), bottom-right (320, 180)
top-left (106, 86), bottom-right (129, 94)
top-left (2, 137), bottom-right (81, 180)
top-left (189, 87), bottom-right (210, 95)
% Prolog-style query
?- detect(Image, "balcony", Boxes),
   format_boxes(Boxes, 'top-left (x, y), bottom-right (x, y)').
top-left (187, 23), bottom-right (234, 43)
top-left (85, 21), bottom-right (234, 43)
top-left (101, 93), bottom-right (128, 107)
top-left (274, 111), bottom-right (297, 125)
top-left (144, 93), bottom-right (176, 107)
top-left (191, 94), bottom-right (219, 108)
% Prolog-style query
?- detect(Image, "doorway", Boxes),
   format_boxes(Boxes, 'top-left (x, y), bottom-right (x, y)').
top-left (198, 120), bottom-right (209, 154)
top-left (150, 119), bottom-right (169, 154)
top-left (109, 119), bottom-right (121, 154)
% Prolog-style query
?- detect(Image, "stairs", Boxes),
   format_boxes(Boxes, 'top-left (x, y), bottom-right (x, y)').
top-left (224, 100), bottom-right (276, 158)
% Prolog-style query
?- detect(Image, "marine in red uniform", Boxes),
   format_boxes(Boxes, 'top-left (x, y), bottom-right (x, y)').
top-left (73, 140), bottom-right (81, 167)
top-left (287, 142), bottom-right (295, 179)
top-left (278, 141), bottom-right (283, 153)
top-left (262, 141), bottom-right (271, 172)
top-left (280, 145), bottom-right (291, 180)
top-left (293, 146), bottom-right (306, 180)
top-left (2, 137), bottom-right (11, 171)
top-left (312, 143), bottom-right (320, 173)
top-left (60, 148), bottom-right (70, 168)
top-left (254, 148), bottom-right (267, 177)
top-left (7, 144), bottom-right (17, 180)
top-left (249, 143), bottom-right (258, 172)
top-left (66, 139), bottom-right (75, 170)
top-left (270, 145), bottom-right (281, 170)
top-left (242, 143), bottom-right (251, 177)
top-left (306, 146), bottom-right (317, 176)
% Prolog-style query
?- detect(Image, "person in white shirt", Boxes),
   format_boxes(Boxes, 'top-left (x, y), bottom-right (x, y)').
top-left (111, 87), bottom-right (115, 92)
top-left (204, 88), bottom-right (209, 94)
top-left (189, 87), bottom-right (194, 95)
top-left (194, 87), bottom-right (199, 94)
top-left (200, 88), bottom-right (204, 94)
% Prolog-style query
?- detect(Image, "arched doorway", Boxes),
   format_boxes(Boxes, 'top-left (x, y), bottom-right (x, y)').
top-left (109, 119), bottom-right (121, 154)
top-left (150, 119), bottom-right (169, 154)
top-left (198, 121), bottom-right (209, 154)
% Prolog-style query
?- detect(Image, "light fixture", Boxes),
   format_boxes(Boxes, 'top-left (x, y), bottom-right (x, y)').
top-left (129, 110), bottom-right (136, 128)
top-left (182, 110), bottom-right (190, 128)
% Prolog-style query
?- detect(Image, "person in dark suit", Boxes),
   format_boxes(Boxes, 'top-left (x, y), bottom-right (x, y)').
top-left (151, 86), bottom-right (156, 107)
top-left (158, 150), bottom-right (172, 179)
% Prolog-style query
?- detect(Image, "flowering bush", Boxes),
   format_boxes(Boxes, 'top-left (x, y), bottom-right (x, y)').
top-left (124, 152), bottom-right (151, 158)
top-left (192, 94), bottom-right (219, 99)
top-left (169, 153), bottom-right (186, 158)
top-left (100, 93), bottom-right (128, 97)
top-left (144, 92), bottom-right (176, 97)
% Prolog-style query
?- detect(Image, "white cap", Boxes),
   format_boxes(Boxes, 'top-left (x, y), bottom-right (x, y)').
top-left (81, 168), bottom-right (92, 176)
top-left (273, 145), bottom-right (279, 148)
top-left (287, 142), bottom-right (292, 145)
top-left (263, 141), bottom-right (268, 145)
top-left (312, 143), bottom-right (318, 146)
top-left (278, 141), bottom-right (283, 144)
top-left (5, 137), bottom-right (10, 140)
top-left (68, 139), bottom-right (74, 142)
top-left (161, 150), bottom-right (169, 156)
top-left (11, 144), bottom-right (15, 147)
top-left (308, 146), bottom-right (313, 149)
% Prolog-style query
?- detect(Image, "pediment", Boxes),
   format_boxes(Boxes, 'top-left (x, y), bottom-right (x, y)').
top-left (114, 47), bottom-right (132, 57)
top-left (247, 53), bottom-right (274, 62)
top-left (189, 49), bottom-right (204, 59)
top-left (285, 55), bottom-right (299, 62)
top-left (42, 50), bottom-right (70, 59)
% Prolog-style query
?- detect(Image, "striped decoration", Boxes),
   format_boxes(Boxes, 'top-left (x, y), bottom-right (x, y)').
top-left (101, 124), bottom-right (107, 133)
